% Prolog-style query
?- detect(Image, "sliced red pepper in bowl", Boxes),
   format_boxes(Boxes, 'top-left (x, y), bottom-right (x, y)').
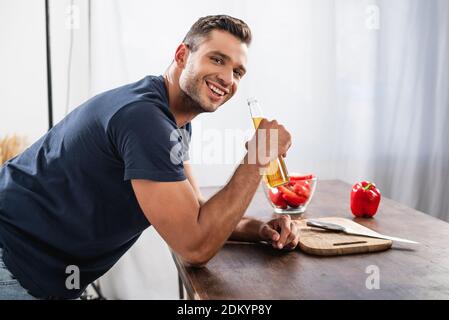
top-left (290, 174), bottom-right (315, 181)
top-left (278, 185), bottom-right (307, 207)
top-left (293, 182), bottom-right (310, 199)
top-left (268, 188), bottom-right (288, 209)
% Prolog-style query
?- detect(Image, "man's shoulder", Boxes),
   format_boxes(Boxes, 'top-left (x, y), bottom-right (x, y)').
top-left (92, 75), bottom-right (167, 109)
top-left (85, 75), bottom-right (172, 128)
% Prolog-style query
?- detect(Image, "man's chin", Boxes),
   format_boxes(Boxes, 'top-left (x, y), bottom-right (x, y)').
top-left (202, 102), bottom-right (222, 113)
top-left (197, 98), bottom-right (222, 113)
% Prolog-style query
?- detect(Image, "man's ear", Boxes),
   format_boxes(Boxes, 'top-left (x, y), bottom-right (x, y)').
top-left (174, 43), bottom-right (189, 69)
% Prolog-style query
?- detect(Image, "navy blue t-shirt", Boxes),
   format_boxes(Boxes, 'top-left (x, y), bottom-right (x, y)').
top-left (0, 75), bottom-right (191, 299)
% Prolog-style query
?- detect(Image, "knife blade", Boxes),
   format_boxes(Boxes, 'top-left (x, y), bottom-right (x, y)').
top-left (306, 219), bottom-right (419, 244)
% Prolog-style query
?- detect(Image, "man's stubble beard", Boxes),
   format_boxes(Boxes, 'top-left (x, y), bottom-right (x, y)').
top-left (179, 84), bottom-right (210, 115)
top-left (180, 67), bottom-right (217, 114)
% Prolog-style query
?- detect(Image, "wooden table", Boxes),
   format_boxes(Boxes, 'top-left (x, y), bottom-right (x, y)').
top-left (171, 180), bottom-right (449, 299)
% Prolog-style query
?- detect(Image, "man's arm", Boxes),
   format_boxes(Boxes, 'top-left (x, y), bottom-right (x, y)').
top-left (184, 162), bottom-right (282, 245)
top-left (131, 119), bottom-right (291, 267)
top-left (228, 216), bottom-right (264, 242)
top-left (183, 161), bottom-right (207, 206)
top-left (132, 157), bottom-right (261, 267)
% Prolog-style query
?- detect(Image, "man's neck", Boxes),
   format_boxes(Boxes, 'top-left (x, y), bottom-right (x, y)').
top-left (163, 66), bottom-right (200, 128)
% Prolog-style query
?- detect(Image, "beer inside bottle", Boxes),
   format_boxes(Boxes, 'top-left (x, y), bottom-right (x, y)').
top-left (248, 98), bottom-right (290, 188)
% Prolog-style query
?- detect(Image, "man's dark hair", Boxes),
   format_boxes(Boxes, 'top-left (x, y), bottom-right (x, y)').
top-left (183, 15), bottom-right (252, 52)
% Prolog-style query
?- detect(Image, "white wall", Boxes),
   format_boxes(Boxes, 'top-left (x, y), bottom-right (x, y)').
top-left (0, 0), bottom-right (48, 142)
top-left (0, 0), bottom-right (90, 141)
top-left (48, 0), bottom-right (90, 123)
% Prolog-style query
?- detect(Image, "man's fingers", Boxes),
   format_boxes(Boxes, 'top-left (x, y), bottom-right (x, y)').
top-left (262, 217), bottom-right (301, 250)
top-left (284, 240), bottom-right (299, 250)
top-left (260, 224), bottom-right (280, 242)
top-left (284, 222), bottom-right (300, 250)
top-left (286, 231), bottom-right (296, 245)
top-left (277, 215), bottom-right (291, 249)
top-left (284, 222), bottom-right (297, 245)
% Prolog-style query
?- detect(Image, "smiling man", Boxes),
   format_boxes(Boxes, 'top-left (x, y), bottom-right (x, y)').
top-left (0, 15), bottom-right (297, 300)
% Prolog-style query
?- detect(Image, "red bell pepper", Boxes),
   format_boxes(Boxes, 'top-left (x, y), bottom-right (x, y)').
top-left (350, 181), bottom-right (381, 217)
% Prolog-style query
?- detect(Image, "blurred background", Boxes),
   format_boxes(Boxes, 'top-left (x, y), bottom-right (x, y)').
top-left (1, 0), bottom-right (448, 299)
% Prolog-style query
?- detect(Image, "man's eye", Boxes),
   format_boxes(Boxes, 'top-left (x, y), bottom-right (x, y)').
top-left (211, 57), bottom-right (224, 65)
top-left (233, 70), bottom-right (242, 78)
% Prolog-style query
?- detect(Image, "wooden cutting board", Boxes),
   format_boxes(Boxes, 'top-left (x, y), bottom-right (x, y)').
top-left (297, 217), bottom-right (392, 256)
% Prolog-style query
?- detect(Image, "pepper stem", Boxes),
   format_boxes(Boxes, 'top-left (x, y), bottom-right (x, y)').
top-left (363, 183), bottom-right (373, 191)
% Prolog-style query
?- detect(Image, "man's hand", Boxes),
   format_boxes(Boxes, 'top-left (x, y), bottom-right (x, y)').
top-left (245, 119), bottom-right (291, 167)
top-left (229, 215), bottom-right (300, 250)
top-left (258, 215), bottom-right (300, 250)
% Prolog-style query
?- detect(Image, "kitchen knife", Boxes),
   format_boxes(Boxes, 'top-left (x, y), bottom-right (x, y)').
top-left (306, 219), bottom-right (419, 244)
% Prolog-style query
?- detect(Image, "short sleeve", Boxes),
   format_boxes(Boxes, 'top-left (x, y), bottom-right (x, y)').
top-left (107, 101), bottom-right (189, 182)
top-left (181, 122), bottom-right (192, 161)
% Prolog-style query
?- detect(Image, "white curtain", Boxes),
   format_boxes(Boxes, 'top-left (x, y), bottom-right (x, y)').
top-left (371, 0), bottom-right (449, 222)
top-left (83, 0), bottom-right (449, 299)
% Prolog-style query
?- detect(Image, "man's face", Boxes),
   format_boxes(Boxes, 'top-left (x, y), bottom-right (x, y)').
top-left (178, 30), bottom-right (248, 113)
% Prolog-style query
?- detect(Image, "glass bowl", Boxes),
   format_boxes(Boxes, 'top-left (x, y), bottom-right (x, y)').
top-left (262, 174), bottom-right (317, 215)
